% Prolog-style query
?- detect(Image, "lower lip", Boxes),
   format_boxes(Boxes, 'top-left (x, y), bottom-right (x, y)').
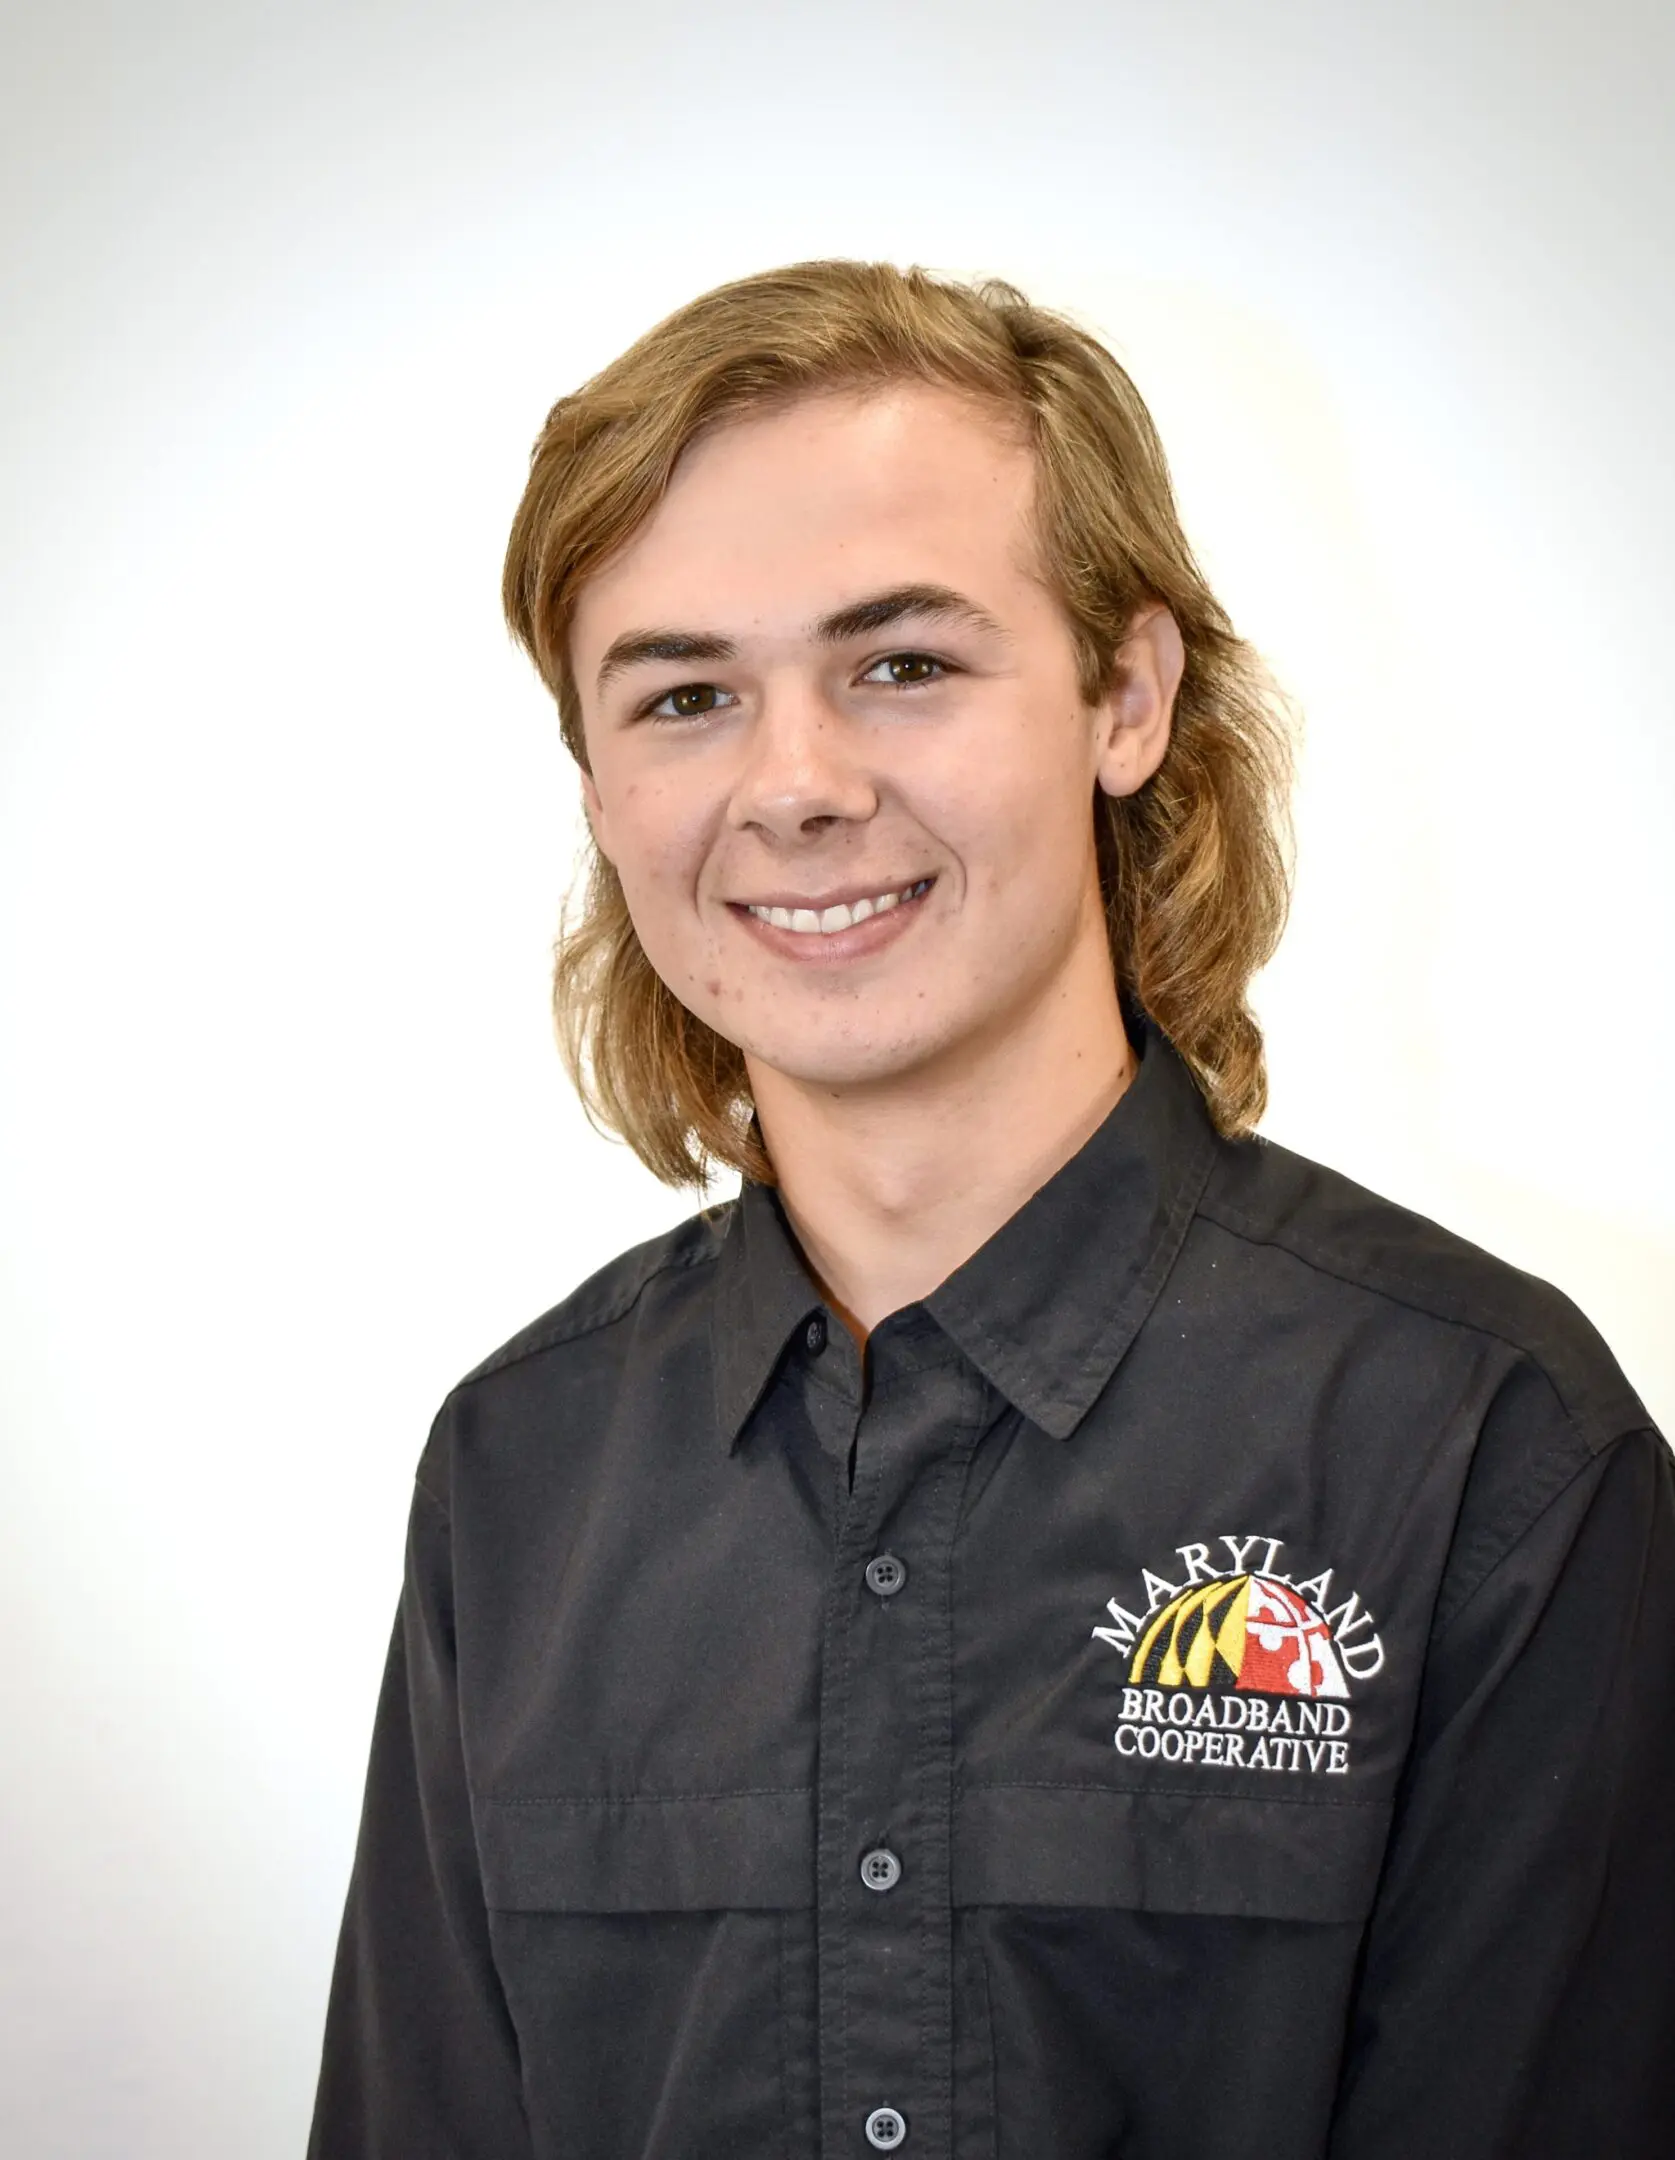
top-left (729, 881), bottom-right (935, 964)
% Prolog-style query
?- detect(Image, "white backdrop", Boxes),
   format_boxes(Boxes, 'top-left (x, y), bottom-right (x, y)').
top-left (2, 3), bottom-right (1670, 2153)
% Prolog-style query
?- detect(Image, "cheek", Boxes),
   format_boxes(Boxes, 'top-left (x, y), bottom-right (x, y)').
top-left (602, 774), bottom-right (711, 906)
top-left (934, 729), bottom-right (1091, 899)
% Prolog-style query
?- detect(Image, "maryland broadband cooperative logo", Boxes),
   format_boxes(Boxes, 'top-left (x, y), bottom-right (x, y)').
top-left (1091, 1536), bottom-right (1385, 1778)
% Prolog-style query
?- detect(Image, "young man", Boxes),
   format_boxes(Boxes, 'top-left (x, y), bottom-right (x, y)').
top-left (308, 262), bottom-right (1673, 2159)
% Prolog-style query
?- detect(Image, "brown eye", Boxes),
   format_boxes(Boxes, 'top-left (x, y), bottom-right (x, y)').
top-left (863, 652), bottom-right (949, 688)
top-left (648, 683), bottom-right (729, 720)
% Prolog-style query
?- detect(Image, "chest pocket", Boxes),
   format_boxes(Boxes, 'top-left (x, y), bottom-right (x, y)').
top-left (952, 1781), bottom-right (1393, 1922)
top-left (478, 1786), bottom-right (814, 1913)
top-left (476, 1790), bottom-right (815, 2160)
top-left (950, 1783), bottom-right (1392, 2160)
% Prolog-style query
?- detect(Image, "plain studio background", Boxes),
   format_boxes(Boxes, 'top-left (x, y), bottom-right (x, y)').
top-left (1, 2), bottom-right (1671, 2152)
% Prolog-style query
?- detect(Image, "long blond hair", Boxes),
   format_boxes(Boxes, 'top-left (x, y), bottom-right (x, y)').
top-left (503, 259), bottom-right (1294, 1188)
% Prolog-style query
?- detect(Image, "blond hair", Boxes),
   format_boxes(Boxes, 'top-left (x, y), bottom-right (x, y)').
top-left (503, 259), bottom-right (1294, 1188)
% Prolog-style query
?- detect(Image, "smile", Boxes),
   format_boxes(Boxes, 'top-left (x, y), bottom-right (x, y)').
top-left (742, 878), bottom-right (934, 936)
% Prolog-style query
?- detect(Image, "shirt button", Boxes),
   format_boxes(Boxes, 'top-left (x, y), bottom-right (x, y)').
top-left (864, 1552), bottom-right (908, 1598)
top-left (865, 2107), bottom-right (908, 2149)
top-left (859, 1846), bottom-right (902, 1892)
top-left (804, 1313), bottom-right (827, 1354)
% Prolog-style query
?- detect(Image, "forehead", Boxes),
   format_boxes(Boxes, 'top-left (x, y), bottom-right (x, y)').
top-left (569, 382), bottom-right (1043, 657)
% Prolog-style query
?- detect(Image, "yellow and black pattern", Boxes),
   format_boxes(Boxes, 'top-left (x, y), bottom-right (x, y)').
top-left (1130, 1576), bottom-right (1253, 1689)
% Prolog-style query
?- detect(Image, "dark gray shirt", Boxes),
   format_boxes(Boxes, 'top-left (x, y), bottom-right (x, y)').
top-left (308, 1018), bottom-right (1674, 2159)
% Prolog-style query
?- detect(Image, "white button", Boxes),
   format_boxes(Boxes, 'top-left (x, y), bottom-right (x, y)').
top-left (864, 1552), bottom-right (908, 1597)
top-left (865, 2106), bottom-right (907, 2149)
top-left (859, 1846), bottom-right (902, 1892)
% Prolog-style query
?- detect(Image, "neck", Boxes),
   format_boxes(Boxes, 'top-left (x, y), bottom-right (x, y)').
top-left (746, 918), bottom-right (1136, 1343)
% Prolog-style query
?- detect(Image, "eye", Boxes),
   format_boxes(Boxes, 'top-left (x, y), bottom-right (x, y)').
top-left (860, 650), bottom-right (953, 688)
top-left (641, 682), bottom-right (736, 722)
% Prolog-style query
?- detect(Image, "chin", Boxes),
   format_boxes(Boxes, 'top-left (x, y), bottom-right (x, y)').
top-left (735, 1018), bottom-right (959, 1093)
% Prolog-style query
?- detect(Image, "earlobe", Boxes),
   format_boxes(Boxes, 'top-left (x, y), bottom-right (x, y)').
top-left (1095, 603), bottom-right (1184, 800)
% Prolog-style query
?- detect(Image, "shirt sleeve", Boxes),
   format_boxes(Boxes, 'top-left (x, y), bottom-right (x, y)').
top-left (307, 1473), bottom-right (533, 2160)
top-left (1328, 1419), bottom-right (1675, 2159)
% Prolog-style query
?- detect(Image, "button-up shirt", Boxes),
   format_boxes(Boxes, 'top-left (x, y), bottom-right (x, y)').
top-left (307, 1020), bottom-right (1675, 2159)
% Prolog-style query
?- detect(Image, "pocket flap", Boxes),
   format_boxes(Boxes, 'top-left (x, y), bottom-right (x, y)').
top-left (478, 1787), bottom-right (816, 1912)
top-left (953, 1783), bottom-right (1391, 1923)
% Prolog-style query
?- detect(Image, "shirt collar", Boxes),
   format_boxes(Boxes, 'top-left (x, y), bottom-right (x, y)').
top-left (709, 1014), bottom-right (1221, 1450)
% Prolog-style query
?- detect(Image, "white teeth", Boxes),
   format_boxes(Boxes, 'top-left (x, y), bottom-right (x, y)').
top-left (747, 879), bottom-right (930, 935)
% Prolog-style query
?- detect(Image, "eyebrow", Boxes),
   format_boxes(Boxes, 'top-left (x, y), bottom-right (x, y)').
top-left (592, 582), bottom-right (1011, 697)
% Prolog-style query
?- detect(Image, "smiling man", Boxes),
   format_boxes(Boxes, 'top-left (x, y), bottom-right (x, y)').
top-left (308, 262), bottom-right (1673, 2160)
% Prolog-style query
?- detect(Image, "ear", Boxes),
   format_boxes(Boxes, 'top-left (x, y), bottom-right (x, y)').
top-left (1093, 603), bottom-right (1184, 799)
top-left (578, 765), bottom-right (616, 864)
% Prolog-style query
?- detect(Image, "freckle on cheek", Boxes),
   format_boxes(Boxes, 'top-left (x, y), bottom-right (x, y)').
top-left (704, 979), bottom-right (721, 997)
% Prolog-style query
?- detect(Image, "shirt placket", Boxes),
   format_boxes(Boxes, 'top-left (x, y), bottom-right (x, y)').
top-left (815, 1314), bottom-right (992, 2160)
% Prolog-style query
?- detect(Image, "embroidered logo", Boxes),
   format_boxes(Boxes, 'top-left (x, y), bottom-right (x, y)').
top-left (1091, 1536), bottom-right (1384, 1778)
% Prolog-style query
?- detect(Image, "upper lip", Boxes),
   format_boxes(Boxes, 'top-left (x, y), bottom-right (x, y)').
top-left (730, 877), bottom-right (933, 911)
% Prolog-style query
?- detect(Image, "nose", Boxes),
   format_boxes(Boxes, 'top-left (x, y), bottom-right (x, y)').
top-left (724, 681), bottom-right (878, 842)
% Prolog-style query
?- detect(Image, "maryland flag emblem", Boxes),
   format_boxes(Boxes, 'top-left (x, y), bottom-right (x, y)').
top-left (1129, 1573), bottom-right (1350, 1699)
top-left (1092, 1534), bottom-right (1384, 1779)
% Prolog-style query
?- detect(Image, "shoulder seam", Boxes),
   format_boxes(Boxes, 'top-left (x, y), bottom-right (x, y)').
top-left (1429, 1359), bottom-right (1594, 1636)
top-left (1196, 1189), bottom-right (1644, 1454)
top-left (451, 1207), bottom-right (732, 1395)
top-left (1431, 1424), bottom-right (1658, 1642)
top-left (413, 1464), bottom-right (450, 1517)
